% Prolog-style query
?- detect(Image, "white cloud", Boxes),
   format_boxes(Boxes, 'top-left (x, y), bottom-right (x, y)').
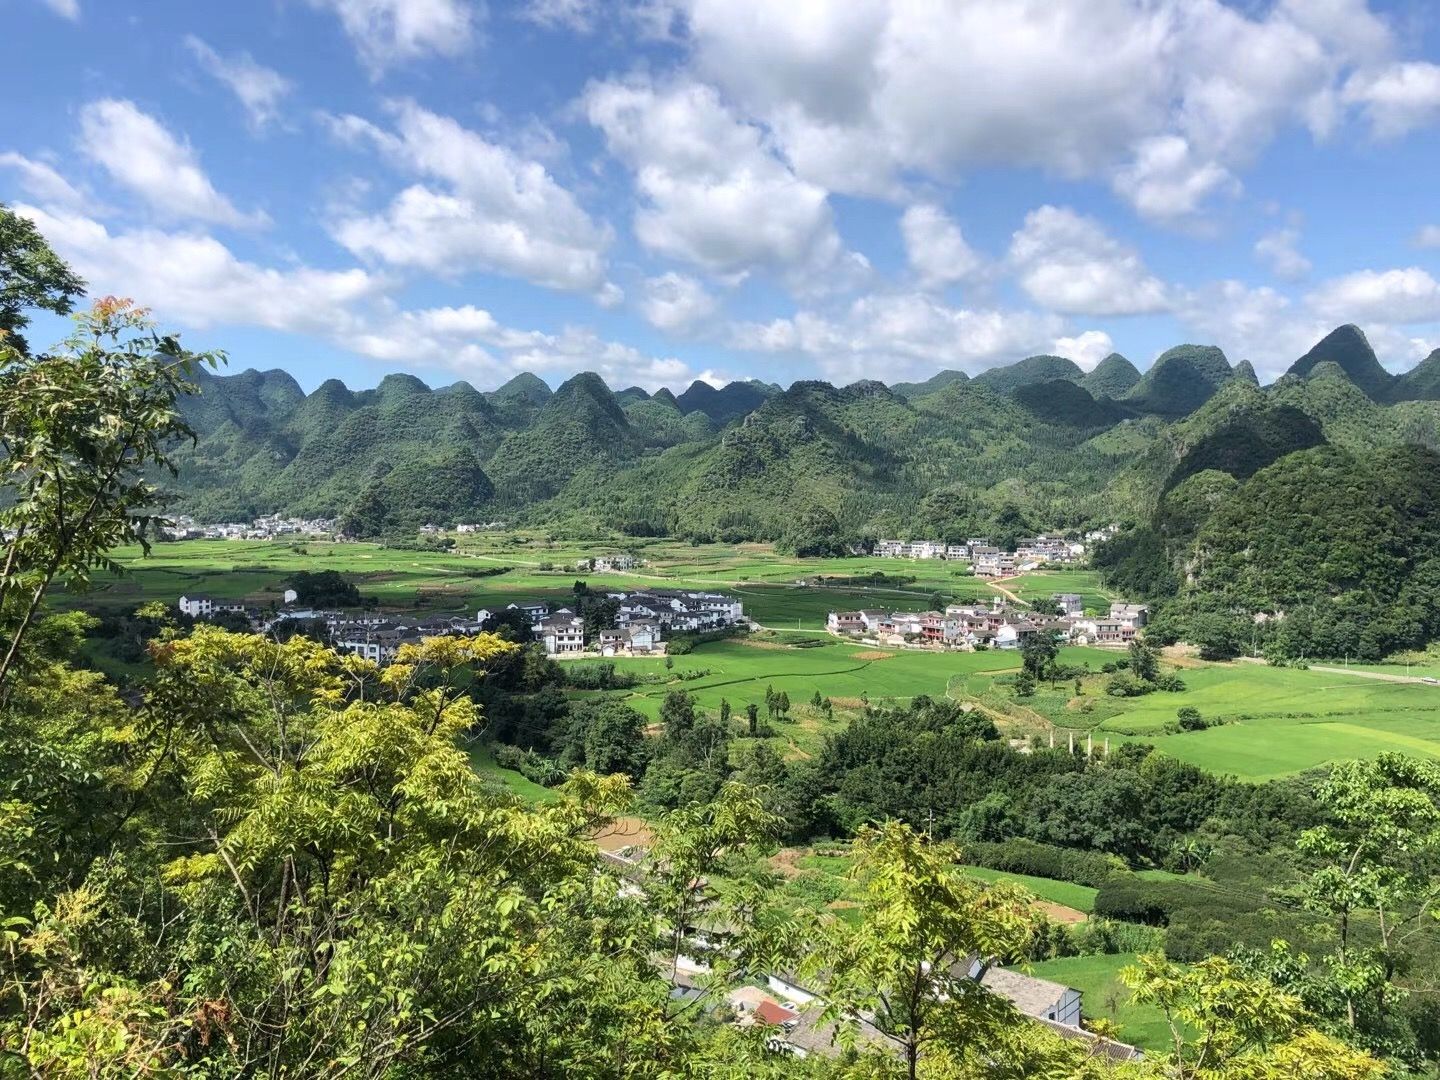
top-left (355, 304), bottom-right (711, 390)
top-left (900, 204), bottom-right (983, 288)
top-left (185, 37), bottom-right (293, 131)
top-left (1344, 62), bottom-right (1440, 138)
top-left (1173, 280), bottom-right (1323, 380)
top-left (672, 0), bottom-right (1414, 221)
top-left (1254, 227), bottom-right (1312, 281)
top-left (306, 0), bottom-right (480, 73)
top-left (1308, 267), bottom-right (1440, 324)
top-left (15, 204), bottom-right (383, 337)
top-left (640, 272), bottom-right (717, 331)
top-left (77, 99), bottom-right (266, 228)
top-left (327, 100), bottom-right (613, 295)
top-left (1052, 330), bottom-right (1115, 372)
top-left (1415, 225), bottom-right (1440, 249)
top-left (15, 201), bottom-right (696, 392)
top-left (730, 291), bottom-right (1063, 384)
top-left (584, 77), bottom-right (846, 278)
top-left (1111, 136), bottom-right (1238, 223)
top-left (1008, 206), bottom-right (1169, 316)
top-left (39, 0), bottom-right (79, 20)
top-left (0, 152), bottom-right (86, 209)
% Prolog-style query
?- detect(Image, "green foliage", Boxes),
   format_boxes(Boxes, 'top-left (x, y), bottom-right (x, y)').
top-left (284, 568), bottom-right (360, 607)
top-left (0, 202), bottom-right (86, 356)
top-left (1, 298), bottom-right (216, 694)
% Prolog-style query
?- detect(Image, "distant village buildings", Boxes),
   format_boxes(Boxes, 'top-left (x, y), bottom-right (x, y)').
top-left (161, 514), bottom-right (340, 541)
top-left (826, 597), bottom-right (1147, 650)
top-left (873, 531), bottom-right (1103, 576)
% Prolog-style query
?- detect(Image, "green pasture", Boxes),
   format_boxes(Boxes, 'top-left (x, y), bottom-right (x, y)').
top-left (79, 539), bottom-right (1010, 628)
top-left (576, 638), bottom-right (1037, 717)
top-left (468, 745), bottom-right (560, 804)
top-left (959, 866), bottom-right (1097, 913)
top-left (999, 569), bottom-right (1114, 613)
top-left (1089, 663), bottom-right (1440, 779)
top-left (1023, 953), bottom-right (1173, 1052)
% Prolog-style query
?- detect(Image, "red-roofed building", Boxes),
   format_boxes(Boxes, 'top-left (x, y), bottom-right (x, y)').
top-left (754, 1000), bottom-right (799, 1027)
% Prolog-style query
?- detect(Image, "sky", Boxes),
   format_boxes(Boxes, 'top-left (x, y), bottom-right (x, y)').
top-left (4, 0), bottom-right (1440, 394)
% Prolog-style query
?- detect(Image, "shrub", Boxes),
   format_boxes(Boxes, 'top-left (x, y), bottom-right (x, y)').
top-left (965, 838), bottom-right (1127, 889)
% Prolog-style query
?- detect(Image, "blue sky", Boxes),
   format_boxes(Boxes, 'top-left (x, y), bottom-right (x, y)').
top-left (4, 0), bottom-right (1440, 393)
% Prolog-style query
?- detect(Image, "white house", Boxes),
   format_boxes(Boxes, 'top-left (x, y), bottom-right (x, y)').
top-left (282, 588), bottom-right (299, 605)
top-left (536, 612), bottom-right (585, 655)
top-left (177, 594), bottom-right (215, 618)
top-left (1110, 603), bottom-right (1149, 630)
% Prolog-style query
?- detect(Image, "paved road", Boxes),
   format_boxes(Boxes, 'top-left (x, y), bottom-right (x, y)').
top-left (1307, 664), bottom-right (1437, 685)
top-left (1238, 655), bottom-right (1436, 685)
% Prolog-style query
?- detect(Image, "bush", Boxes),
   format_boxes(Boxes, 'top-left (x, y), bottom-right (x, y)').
top-left (1176, 706), bottom-right (1204, 730)
top-left (563, 662), bottom-right (637, 690)
top-left (666, 625), bottom-right (749, 655)
top-left (965, 838), bottom-right (1127, 889)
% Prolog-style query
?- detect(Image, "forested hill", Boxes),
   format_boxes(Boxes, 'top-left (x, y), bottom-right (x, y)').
top-left (166, 326), bottom-right (1440, 545)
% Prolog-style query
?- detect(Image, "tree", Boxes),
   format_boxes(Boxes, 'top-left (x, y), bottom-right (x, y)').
top-left (1020, 633), bottom-right (1058, 680)
top-left (1176, 706), bottom-right (1204, 731)
top-left (0, 203), bottom-right (86, 356)
top-left (1123, 953), bottom-right (1385, 1078)
top-left (0, 298), bottom-right (216, 696)
top-left (719, 698), bottom-right (731, 726)
top-left (776, 691), bottom-right (790, 719)
top-left (285, 568), bottom-right (361, 607)
top-left (813, 821), bottom-right (1035, 1080)
top-left (1128, 638), bottom-right (1160, 683)
top-left (1297, 753), bottom-right (1440, 1040)
top-left (582, 700), bottom-right (648, 779)
top-left (745, 702), bottom-right (759, 736)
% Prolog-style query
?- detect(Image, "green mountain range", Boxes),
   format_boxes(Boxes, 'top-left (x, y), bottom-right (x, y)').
top-left (166, 326), bottom-right (1440, 550)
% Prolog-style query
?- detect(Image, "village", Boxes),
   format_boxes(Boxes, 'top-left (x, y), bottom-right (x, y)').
top-left (872, 527), bottom-right (1118, 577)
top-left (176, 585), bottom-right (748, 664)
top-left (827, 596), bottom-right (1149, 650)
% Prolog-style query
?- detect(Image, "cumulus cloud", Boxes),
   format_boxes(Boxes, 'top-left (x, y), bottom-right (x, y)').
top-left (729, 291), bottom-right (1063, 384)
top-left (584, 77), bottom-right (847, 279)
top-left (16, 203), bottom-right (382, 337)
top-left (1111, 135), bottom-right (1238, 223)
top-left (185, 37), bottom-right (293, 130)
top-left (669, 0), bottom-right (1427, 222)
top-left (900, 204), bottom-right (983, 289)
top-left (326, 100), bottom-right (613, 295)
top-left (77, 99), bottom-right (266, 228)
top-left (1344, 62), bottom-right (1440, 138)
top-left (640, 271), bottom-right (717, 332)
top-left (306, 0), bottom-right (479, 73)
top-left (1008, 206), bottom-right (1169, 316)
top-left (1254, 227), bottom-right (1312, 281)
top-left (1052, 330), bottom-right (1116, 372)
top-left (0, 152), bottom-right (87, 209)
top-left (354, 304), bottom-right (712, 390)
top-left (15, 201), bottom-right (700, 391)
top-left (1308, 267), bottom-right (1440, 324)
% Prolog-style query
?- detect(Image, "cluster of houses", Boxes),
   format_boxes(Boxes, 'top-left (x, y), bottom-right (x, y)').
top-left (827, 597), bottom-right (1148, 650)
top-left (176, 584), bottom-right (747, 664)
top-left (161, 514), bottom-right (339, 541)
top-left (177, 594), bottom-right (484, 664)
top-left (874, 535), bottom-right (1093, 577)
top-left (604, 845), bottom-right (1141, 1065)
top-left (574, 553), bottom-right (644, 572)
top-left (482, 588), bottom-right (747, 658)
